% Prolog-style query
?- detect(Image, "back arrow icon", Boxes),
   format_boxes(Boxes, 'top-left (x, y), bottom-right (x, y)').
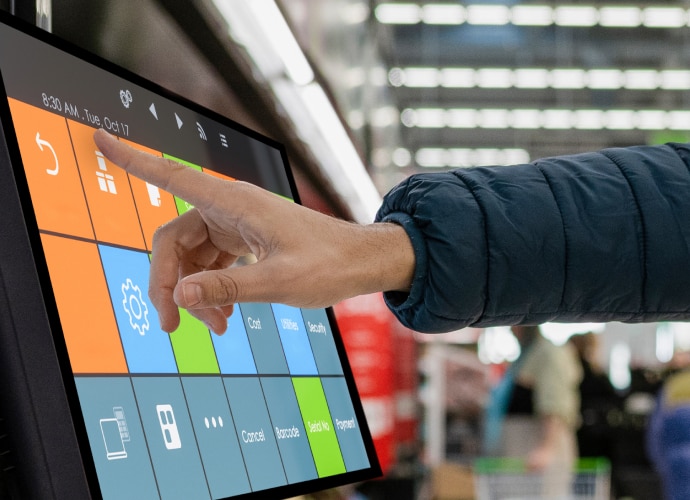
top-left (36, 132), bottom-right (59, 175)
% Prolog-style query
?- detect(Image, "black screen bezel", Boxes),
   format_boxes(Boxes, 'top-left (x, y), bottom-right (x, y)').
top-left (0, 10), bottom-right (381, 499)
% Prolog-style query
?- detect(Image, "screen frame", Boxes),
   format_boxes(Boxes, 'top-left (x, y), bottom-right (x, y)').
top-left (0, 10), bottom-right (381, 499)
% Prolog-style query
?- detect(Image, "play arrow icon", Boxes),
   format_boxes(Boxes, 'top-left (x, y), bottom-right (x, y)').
top-left (149, 103), bottom-right (158, 120)
top-left (175, 113), bottom-right (183, 129)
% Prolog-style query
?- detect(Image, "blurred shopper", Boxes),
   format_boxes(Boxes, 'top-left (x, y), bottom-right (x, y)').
top-left (647, 369), bottom-right (690, 500)
top-left (569, 332), bottom-right (620, 460)
top-left (483, 326), bottom-right (583, 496)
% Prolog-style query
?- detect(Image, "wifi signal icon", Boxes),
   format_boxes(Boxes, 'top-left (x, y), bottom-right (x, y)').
top-left (196, 122), bottom-right (207, 141)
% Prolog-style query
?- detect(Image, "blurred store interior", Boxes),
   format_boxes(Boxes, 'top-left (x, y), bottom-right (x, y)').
top-left (4, 0), bottom-right (690, 499)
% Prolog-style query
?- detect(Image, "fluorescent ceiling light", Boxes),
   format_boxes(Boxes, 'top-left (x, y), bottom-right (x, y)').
top-left (624, 70), bottom-right (658, 89)
top-left (403, 108), bottom-right (689, 131)
top-left (668, 112), bottom-right (690, 130)
top-left (299, 83), bottom-right (382, 220)
top-left (392, 148), bottom-right (412, 167)
top-left (476, 68), bottom-right (513, 88)
top-left (415, 108), bottom-right (446, 128)
top-left (478, 109), bottom-right (510, 128)
top-left (440, 68), bottom-right (475, 88)
top-left (375, 3), bottom-right (690, 30)
top-left (422, 4), bottom-right (466, 24)
top-left (511, 5), bottom-right (552, 26)
top-left (660, 70), bottom-right (690, 89)
top-left (446, 109), bottom-right (478, 128)
top-left (388, 67), bottom-right (405, 87)
top-left (344, 67), bottom-right (366, 88)
top-left (551, 69), bottom-right (587, 89)
top-left (415, 148), bottom-right (530, 168)
top-left (400, 108), bottom-right (417, 127)
top-left (371, 148), bottom-right (391, 169)
top-left (505, 149), bottom-right (531, 164)
top-left (243, 0), bottom-right (314, 85)
top-left (574, 110), bottom-right (605, 129)
top-left (342, 2), bottom-right (370, 25)
top-left (403, 67), bottom-right (440, 87)
top-left (511, 109), bottom-right (542, 129)
top-left (514, 69), bottom-right (550, 89)
top-left (466, 5), bottom-right (510, 25)
top-left (347, 109), bottom-right (365, 130)
top-left (554, 6), bottom-right (598, 27)
top-left (605, 110), bottom-right (636, 130)
top-left (643, 8), bottom-right (686, 28)
top-left (396, 66), bottom-right (688, 91)
top-left (416, 148), bottom-right (447, 167)
top-left (369, 66), bottom-right (389, 87)
top-left (636, 110), bottom-right (667, 130)
top-left (599, 7), bottom-right (641, 27)
top-left (474, 149), bottom-right (504, 166)
top-left (588, 69), bottom-right (623, 89)
top-left (370, 106), bottom-right (399, 128)
top-left (375, 3), bottom-right (421, 24)
top-left (446, 149), bottom-right (474, 167)
top-left (543, 109), bottom-right (572, 129)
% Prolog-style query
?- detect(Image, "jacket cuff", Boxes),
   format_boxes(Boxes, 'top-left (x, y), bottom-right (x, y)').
top-left (375, 211), bottom-right (428, 316)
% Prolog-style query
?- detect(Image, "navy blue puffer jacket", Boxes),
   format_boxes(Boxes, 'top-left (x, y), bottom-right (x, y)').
top-left (375, 143), bottom-right (690, 333)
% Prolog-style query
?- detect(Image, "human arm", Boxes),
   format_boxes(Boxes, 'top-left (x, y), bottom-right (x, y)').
top-left (525, 415), bottom-right (567, 471)
top-left (376, 143), bottom-right (690, 332)
top-left (93, 129), bottom-right (415, 334)
top-left (96, 126), bottom-right (690, 335)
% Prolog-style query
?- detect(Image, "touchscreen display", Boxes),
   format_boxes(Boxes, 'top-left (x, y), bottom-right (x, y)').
top-left (0, 14), bottom-right (378, 500)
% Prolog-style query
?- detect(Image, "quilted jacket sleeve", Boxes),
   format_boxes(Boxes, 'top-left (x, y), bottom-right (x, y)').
top-left (375, 143), bottom-right (690, 333)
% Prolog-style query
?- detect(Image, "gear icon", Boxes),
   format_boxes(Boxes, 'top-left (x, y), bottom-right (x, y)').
top-left (121, 278), bottom-right (150, 336)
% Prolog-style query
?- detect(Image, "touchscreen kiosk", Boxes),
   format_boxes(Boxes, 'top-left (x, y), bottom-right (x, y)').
top-left (0, 11), bottom-right (380, 499)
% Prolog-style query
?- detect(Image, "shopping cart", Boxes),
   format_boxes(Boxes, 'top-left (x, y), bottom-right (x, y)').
top-left (473, 457), bottom-right (610, 500)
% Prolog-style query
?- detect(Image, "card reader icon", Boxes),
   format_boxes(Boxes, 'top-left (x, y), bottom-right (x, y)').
top-left (100, 406), bottom-right (130, 460)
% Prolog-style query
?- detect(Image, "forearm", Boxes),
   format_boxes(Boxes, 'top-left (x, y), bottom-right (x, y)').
top-left (376, 143), bottom-right (690, 333)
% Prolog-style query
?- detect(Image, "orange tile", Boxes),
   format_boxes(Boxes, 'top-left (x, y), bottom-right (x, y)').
top-left (67, 120), bottom-right (146, 250)
top-left (8, 99), bottom-right (94, 239)
top-left (41, 234), bottom-right (128, 374)
top-left (121, 140), bottom-right (179, 251)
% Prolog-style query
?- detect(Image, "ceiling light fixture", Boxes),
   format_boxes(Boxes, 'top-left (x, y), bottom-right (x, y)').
top-left (375, 3), bottom-right (690, 29)
top-left (404, 107), bottom-right (690, 131)
top-left (394, 67), bottom-right (689, 91)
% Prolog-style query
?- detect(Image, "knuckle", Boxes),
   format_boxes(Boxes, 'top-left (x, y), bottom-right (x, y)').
top-left (210, 273), bottom-right (240, 305)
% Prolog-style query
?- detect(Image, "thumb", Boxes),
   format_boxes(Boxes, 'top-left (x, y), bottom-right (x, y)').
top-left (173, 264), bottom-right (277, 309)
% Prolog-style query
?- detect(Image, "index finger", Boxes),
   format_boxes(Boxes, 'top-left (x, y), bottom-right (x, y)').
top-left (93, 128), bottom-right (218, 210)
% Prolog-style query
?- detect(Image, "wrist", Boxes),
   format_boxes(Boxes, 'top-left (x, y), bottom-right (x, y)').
top-left (360, 222), bottom-right (416, 295)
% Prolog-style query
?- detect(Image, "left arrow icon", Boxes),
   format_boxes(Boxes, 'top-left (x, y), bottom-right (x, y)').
top-left (36, 132), bottom-right (59, 175)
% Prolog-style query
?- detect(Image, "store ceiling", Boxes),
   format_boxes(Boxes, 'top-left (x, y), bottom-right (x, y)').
top-left (376, 1), bottom-right (690, 172)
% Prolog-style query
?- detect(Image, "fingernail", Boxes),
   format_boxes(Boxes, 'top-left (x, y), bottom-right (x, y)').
top-left (183, 283), bottom-right (202, 306)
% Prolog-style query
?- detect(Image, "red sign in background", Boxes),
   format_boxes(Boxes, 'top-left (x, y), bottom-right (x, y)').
top-left (334, 294), bottom-right (418, 474)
